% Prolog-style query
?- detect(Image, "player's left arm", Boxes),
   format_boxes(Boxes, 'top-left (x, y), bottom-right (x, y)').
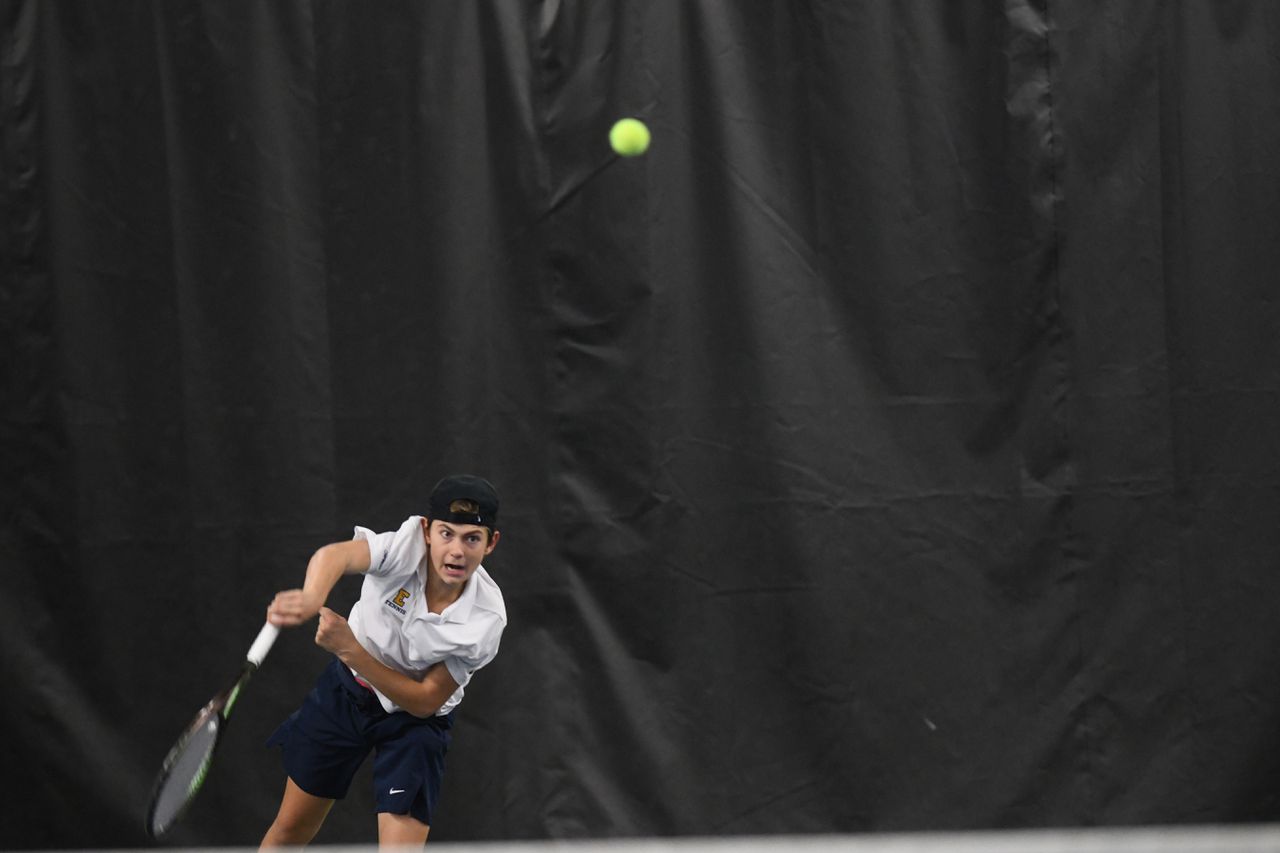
top-left (314, 606), bottom-right (459, 718)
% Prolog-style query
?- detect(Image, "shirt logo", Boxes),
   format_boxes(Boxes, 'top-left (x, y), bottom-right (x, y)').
top-left (384, 588), bottom-right (410, 615)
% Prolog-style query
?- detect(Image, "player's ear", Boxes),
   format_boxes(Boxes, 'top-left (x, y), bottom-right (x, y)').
top-left (421, 517), bottom-right (431, 541)
top-left (485, 529), bottom-right (500, 555)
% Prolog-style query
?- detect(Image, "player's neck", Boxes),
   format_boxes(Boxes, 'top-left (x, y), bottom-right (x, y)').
top-left (425, 572), bottom-right (465, 614)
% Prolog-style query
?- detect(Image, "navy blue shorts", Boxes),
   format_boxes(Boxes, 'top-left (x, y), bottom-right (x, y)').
top-left (266, 657), bottom-right (454, 826)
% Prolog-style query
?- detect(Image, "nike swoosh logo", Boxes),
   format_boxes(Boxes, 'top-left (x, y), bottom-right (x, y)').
top-left (389, 788), bottom-right (405, 795)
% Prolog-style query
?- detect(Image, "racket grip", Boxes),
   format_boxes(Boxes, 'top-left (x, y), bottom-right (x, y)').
top-left (246, 621), bottom-right (280, 667)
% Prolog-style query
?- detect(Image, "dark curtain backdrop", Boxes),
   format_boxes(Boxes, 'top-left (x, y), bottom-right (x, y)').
top-left (3, 0), bottom-right (1279, 848)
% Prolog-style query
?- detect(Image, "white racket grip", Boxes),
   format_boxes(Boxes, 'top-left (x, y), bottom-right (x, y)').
top-left (246, 621), bottom-right (280, 667)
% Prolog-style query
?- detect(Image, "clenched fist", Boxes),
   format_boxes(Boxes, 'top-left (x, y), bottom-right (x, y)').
top-left (315, 606), bottom-right (359, 659)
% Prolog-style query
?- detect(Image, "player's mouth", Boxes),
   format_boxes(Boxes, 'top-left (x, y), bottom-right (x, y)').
top-left (442, 562), bottom-right (467, 578)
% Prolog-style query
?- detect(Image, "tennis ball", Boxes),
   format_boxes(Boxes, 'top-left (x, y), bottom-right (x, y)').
top-left (609, 118), bottom-right (650, 157)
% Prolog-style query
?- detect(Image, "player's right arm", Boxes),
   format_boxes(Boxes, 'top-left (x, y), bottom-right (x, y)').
top-left (267, 539), bottom-right (371, 627)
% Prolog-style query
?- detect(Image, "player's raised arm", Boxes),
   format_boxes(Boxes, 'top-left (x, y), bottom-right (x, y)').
top-left (267, 539), bottom-right (371, 627)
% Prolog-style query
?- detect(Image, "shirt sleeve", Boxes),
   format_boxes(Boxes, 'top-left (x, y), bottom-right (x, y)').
top-left (443, 614), bottom-right (505, 688)
top-left (353, 517), bottom-right (425, 577)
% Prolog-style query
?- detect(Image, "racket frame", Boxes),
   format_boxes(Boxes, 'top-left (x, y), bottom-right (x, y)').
top-left (145, 622), bottom-right (278, 838)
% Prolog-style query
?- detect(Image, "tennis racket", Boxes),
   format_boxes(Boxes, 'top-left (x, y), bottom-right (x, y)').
top-left (145, 621), bottom-right (280, 838)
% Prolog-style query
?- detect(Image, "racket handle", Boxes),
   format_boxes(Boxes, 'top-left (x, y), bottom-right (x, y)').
top-left (246, 621), bottom-right (280, 667)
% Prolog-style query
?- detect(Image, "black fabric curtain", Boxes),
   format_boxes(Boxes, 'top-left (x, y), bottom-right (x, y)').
top-left (3, 1), bottom-right (1279, 848)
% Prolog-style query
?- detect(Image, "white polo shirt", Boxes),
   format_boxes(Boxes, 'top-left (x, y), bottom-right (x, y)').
top-left (347, 516), bottom-right (506, 716)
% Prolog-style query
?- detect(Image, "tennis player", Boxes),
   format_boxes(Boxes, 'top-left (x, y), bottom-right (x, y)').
top-left (258, 475), bottom-right (506, 848)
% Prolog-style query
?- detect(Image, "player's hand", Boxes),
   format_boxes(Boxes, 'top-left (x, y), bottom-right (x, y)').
top-left (266, 589), bottom-right (322, 627)
top-left (315, 606), bottom-right (359, 659)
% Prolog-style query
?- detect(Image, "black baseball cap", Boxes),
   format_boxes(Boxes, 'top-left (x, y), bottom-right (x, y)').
top-left (427, 474), bottom-right (499, 529)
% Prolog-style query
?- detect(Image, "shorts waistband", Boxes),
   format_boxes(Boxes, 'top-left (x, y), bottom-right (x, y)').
top-left (325, 657), bottom-right (456, 727)
top-left (331, 658), bottom-right (384, 711)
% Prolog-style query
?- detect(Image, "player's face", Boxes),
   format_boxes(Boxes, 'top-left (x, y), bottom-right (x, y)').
top-left (424, 519), bottom-right (498, 590)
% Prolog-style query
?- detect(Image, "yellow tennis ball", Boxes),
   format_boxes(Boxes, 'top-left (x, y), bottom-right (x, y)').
top-left (609, 118), bottom-right (650, 157)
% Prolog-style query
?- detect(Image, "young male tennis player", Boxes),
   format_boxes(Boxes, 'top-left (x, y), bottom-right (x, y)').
top-left (259, 475), bottom-right (506, 848)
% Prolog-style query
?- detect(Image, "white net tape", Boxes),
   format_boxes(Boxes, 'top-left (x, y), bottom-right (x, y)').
top-left (21, 825), bottom-right (1280, 853)
top-left (422, 826), bottom-right (1280, 853)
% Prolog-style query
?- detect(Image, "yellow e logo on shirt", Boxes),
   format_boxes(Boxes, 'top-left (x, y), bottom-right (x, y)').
top-left (393, 588), bottom-right (410, 607)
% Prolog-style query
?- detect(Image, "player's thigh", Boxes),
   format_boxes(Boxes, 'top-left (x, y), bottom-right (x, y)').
top-left (272, 777), bottom-right (335, 832)
top-left (378, 811), bottom-right (429, 846)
